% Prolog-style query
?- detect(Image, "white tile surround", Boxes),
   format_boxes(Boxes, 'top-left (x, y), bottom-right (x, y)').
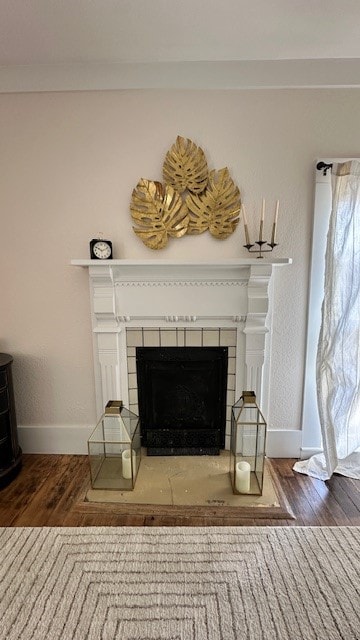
top-left (126, 327), bottom-right (237, 448)
top-left (71, 258), bottom-right (291, 452)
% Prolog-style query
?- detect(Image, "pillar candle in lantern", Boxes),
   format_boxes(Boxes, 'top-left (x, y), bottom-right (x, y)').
top-left (122, 449), bottom-right (136, 480)
top-left (235, 460), bottom-right (251, 493)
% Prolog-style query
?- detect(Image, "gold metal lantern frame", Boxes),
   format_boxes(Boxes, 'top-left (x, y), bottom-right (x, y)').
top-left (230, 391), bottom-right (267, 495)
top-left (88, 401), bottom-right (141, 490)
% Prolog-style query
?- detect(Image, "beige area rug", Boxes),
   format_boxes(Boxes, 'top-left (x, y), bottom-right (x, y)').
top-left (86, 452), bottom-right (281, 509)
top-left (1, 526), bottom-right (359, 639)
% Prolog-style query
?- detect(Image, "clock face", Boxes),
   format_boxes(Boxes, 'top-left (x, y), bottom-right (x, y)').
top-left (93, 241), bottom-right (112, 259)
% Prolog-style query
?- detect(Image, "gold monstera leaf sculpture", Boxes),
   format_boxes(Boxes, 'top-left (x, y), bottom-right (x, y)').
top-left (131, 136), bottom-right (241, 247)
top-left (186, 168), bottom-right (241, 239)
top-left (130, 178), bottom-right (189, 250)
top-left (163, 135), bottom-right (209, 194)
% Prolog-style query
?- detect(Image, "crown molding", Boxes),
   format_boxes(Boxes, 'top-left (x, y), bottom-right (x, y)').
top-left (1, 59), bottom-right (360, 93)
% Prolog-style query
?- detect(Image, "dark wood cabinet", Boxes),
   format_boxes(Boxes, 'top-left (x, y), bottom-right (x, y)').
top-left (0, 354), bottom-right (22, 488)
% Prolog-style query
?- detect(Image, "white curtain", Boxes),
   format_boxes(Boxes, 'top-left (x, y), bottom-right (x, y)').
top-left (294, 160), bottom-right (360, 480)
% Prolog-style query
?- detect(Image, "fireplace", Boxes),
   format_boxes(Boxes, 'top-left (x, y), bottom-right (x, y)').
top-left (71, 258), bottom-right (291, 451)
top-left (127, 326), bottom-right (237, 450)
top-left (136, 346), bottom-right (228, 455)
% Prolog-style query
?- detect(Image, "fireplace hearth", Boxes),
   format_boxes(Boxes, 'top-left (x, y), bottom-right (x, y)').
top-left (136, 347), bottom-right (228, 455)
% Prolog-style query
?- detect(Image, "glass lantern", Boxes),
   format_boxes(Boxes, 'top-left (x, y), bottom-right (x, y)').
top-left (230, 391), bottom-right (267, 495)
top-left (88, 401), bottom-right (141, 490)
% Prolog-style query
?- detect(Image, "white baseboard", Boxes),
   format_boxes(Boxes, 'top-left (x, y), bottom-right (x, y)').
top-left (18, 424), bottom-right (302, 458)
top-left (18, 424), bottom-right (93, 455)
top-left (299, 447), bottom-right (323, 460)
top-left (265, 429), bottom-right (302, 458)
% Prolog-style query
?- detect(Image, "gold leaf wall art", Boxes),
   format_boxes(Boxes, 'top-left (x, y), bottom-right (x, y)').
top-left (186, 168), bottom-right (241, 239)
top-left (130, 178), bottom-right (189, 250)
top-left (163, 136), bottom-right (209, 194)
top-left (130, 135), bottom-right (241, 249)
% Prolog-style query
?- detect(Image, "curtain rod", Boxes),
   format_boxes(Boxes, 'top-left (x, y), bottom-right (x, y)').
top-left (316, 161), bottom-right (333, 176)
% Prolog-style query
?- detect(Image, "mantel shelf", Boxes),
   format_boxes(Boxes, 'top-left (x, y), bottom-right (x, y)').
top-left (71, 258), bottom-right (292, 267)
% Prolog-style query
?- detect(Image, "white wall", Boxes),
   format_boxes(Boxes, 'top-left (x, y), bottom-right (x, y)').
top-left (1, 88), bottom-right (360, 454)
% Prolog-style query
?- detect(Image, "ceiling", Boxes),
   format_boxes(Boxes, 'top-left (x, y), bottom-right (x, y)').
top-left (1, 0), bottom-right (360, 92)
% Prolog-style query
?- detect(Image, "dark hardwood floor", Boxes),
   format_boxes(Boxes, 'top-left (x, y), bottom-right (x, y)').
top-left (0, 454), bottom-right (359, 527)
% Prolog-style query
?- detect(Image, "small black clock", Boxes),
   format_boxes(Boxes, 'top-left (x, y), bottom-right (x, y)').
top-left (90, 238), bottom-right (113, 260)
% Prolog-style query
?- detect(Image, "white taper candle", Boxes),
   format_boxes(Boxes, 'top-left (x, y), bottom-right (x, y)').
top-left (271, 200), bottom-right (279, 245)
top-left (242, 204), bottom-right (250, 245)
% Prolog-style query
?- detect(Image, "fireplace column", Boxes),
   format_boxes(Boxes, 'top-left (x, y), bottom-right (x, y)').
top-left (243, 264), bottom-right (274, 410)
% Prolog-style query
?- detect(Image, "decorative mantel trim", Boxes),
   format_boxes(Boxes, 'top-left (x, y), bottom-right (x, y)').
top-left (114, 280), bottom-right (247, 287)
top-left (72, 258), bottom-right (291, 437)
top-left (113, 315), bottom-right (247, 324)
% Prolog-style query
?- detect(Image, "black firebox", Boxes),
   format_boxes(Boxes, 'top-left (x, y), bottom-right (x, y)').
top-left (136, 347), bottom-right (228, 456)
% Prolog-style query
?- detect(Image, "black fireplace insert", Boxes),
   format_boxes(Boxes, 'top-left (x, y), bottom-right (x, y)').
top-left (136, 346), bottom-right (228, 455)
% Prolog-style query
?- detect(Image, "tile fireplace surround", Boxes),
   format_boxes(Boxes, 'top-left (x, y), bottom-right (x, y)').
top-left (72, 258), bottom-right (291, 451)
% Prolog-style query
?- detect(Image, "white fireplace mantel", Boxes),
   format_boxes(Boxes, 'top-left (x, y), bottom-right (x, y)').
top-left (72, 258), bottom-right (291, 444)
top-left (72, 258), bottom-right (291, 268)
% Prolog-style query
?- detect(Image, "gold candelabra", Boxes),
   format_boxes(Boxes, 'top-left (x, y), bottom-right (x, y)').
top-left (242, 199), bottom-right (279, 258)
